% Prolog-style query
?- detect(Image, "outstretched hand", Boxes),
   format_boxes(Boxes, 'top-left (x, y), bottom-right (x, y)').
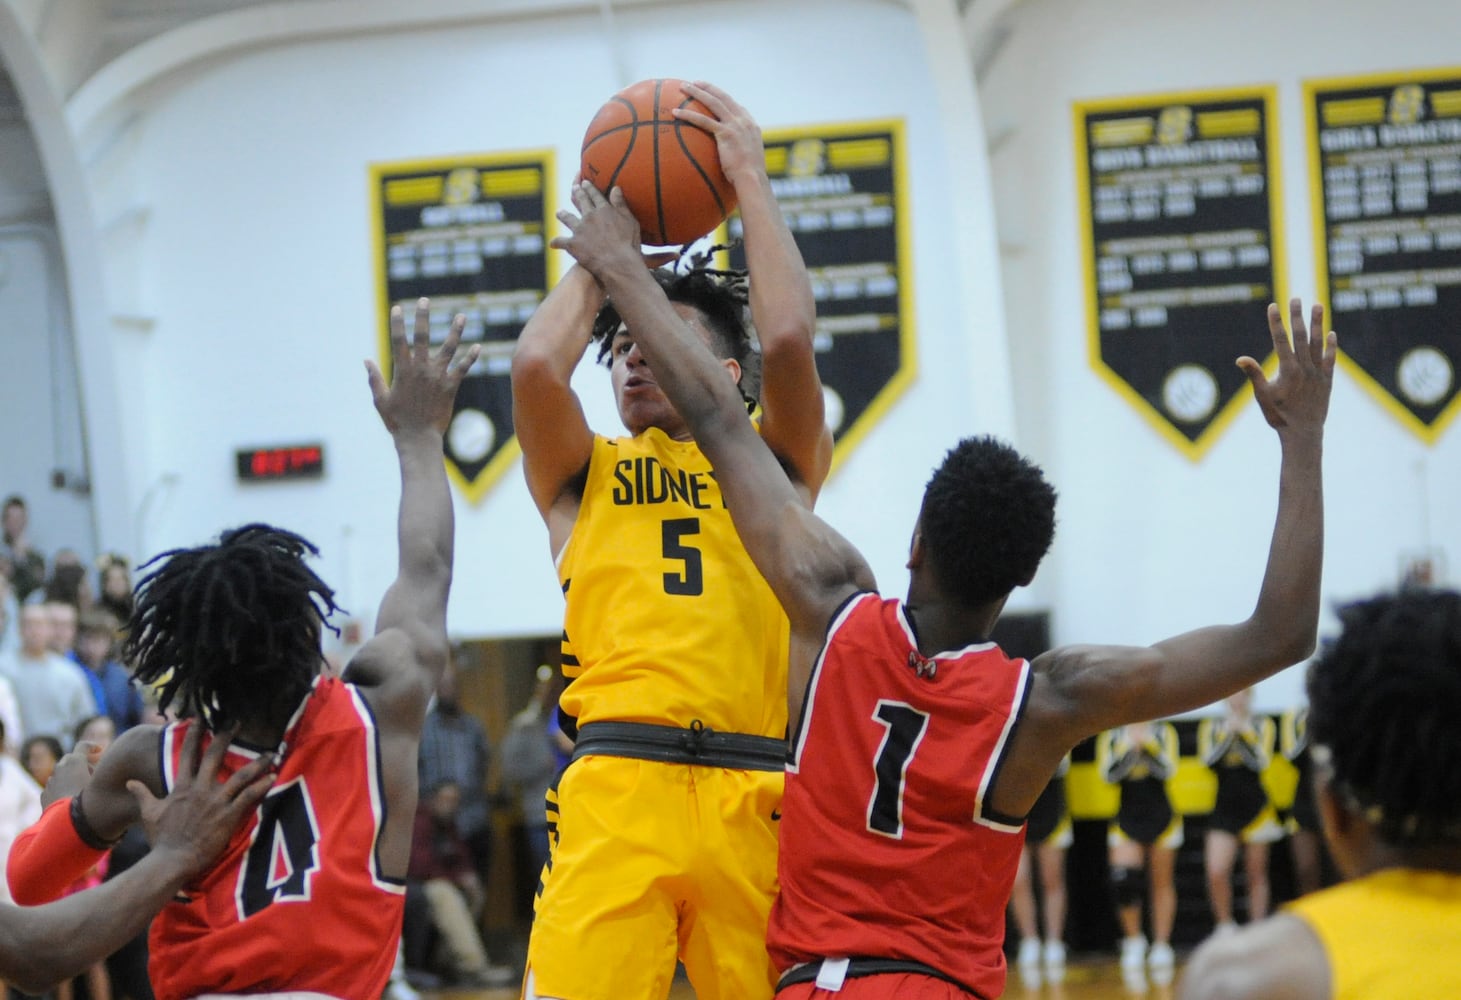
top-left (1239, 299), bottom-right (1337, 435)
top-left (366, 299), bottom-right (481, 437)
top-left (129, 724), bottom-right (274, 879)
top-left (673, 81), bottom-right (765, 185)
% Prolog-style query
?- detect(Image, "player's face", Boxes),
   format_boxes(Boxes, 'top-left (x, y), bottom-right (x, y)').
top-left (610, 303), bottom-right (732, 438)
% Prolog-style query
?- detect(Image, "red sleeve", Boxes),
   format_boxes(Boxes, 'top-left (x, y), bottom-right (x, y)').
top-left (7, 798), bottom-right (109, 905)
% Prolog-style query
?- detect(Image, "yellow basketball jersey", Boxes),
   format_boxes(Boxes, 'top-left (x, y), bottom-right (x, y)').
top-left (1287, 868), bottom-right (1461, 998)
top-left (557, 428), bottom-right (790, 739)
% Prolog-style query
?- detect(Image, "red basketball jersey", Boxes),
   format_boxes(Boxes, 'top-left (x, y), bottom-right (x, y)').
top-left (149, 676), bottom-right (405, 1000)
top-left (768, 594), bottom-right (1031, 998)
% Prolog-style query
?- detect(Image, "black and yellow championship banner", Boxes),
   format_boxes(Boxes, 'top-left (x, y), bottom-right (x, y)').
top-left (369, 151), bottom-right (556, 502)
top-left (729, 120), bottom-right (914, 470)
top-left (1075, 88), bottom-right (1286, 459)
top-left (1307, 69), bottom-right (1461, 442)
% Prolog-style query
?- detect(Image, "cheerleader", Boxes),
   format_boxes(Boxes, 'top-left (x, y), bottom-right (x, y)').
top-left (1098, 720), bottom-right (1182, 981)
top-left (1198, 688), bottom-right (1283, 934)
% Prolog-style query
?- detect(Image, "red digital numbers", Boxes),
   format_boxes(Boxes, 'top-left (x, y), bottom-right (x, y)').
top-left (238, 445), bottom-right (324, 482)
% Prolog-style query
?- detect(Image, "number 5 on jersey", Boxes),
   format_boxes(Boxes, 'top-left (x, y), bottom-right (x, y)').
top-left (662, 517), bottom-right (703, 596)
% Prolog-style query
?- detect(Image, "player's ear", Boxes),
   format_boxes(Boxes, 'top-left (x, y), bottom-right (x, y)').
top-left (722, 357), bottom-right (742, 386)
top-left (906, 523), bottom-right (924, 571)
top-left (1314, 764), bottom-right (1351, 838)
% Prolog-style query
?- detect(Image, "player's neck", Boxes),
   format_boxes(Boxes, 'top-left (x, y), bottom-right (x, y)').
top-left (1360, 840), bottom-right (1461, 877)
top-left (902, 597), bottom-right (1000, 658)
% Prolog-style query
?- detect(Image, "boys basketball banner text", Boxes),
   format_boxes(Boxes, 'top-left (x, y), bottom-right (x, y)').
top-left (1074, 88), bottom-right (1286, 459)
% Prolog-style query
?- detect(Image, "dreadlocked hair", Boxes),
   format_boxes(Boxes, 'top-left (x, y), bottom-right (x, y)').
top-left (920, 436), bottom-right (1057, 608)
top-left (1306, 588), bottom-right (1461, 845)
top-left (589, 242), bottom-right (762, 411)
top-left (124, 523), bottom-right (342, 734)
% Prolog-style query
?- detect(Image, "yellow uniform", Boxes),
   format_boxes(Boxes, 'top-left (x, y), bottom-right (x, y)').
top-left (1286, 868), bottom-right (1461, 998)
top-left (527, 428), bottom-right (789, 1000)
top-left (1099, 724), bottom-right (1183, 848)
top-left (1198, 715), bottom-right (1284, 842)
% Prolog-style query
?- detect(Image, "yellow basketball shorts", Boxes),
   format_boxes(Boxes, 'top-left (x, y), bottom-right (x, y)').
top-left (525, 754), bottom-right (782, 1000)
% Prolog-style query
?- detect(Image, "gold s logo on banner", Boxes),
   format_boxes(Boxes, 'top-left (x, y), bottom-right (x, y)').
top-left (1074, 87), bottom-right (1287, 460)
top-left (729, 120), bottom-right (915, 472)
top-left (369, 150), bottom-right (557, 502)
top-left (1306, 68), bottom-right (1461, 442)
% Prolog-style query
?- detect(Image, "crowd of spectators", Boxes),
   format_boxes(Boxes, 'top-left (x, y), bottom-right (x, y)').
top-left (2, 492), bottom-right (562, 999)
top-left (0, 495), bottom-right (160, 999)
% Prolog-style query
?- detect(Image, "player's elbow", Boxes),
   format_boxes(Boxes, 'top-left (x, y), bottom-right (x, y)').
top-left (510, 340), bottom-right (569, 390)
top-left (1246, 615), bottom-right (1317, 669)
top-left (757, 315), bottom-right (816, 359)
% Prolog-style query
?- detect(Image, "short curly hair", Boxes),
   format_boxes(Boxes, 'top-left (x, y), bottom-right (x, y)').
top-left (590, 255), bottom-right (761, 409)
top-left (1307, 589), bottom-right (1461, 845)
top-left (918, 436), bottom-right (1057, 607)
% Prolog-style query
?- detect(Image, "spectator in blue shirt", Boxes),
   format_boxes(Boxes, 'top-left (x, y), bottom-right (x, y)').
top-left (72, 612), bottom-right (145, 734)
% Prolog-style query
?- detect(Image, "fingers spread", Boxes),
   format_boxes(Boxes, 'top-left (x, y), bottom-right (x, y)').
top-left (1308, 304), bottom-right (1326, 365)
top-left (412, 298), bottom-right (431, 357)
top-left (1267, 302), bottom-right (1294, 360)
top-left (452, 343), bottom-right (483, 377)
top-left (175, 722), bottom-right (202, 789)
top-left (365, 358), bottom-right (387, 395)
top-left (388, 305), bottom-right (409, 369)
top-left (222, 752), bottom-right (274, 798)
top-left (685, 80), bottom-right (732, 116)
top-left (438, 315), bottom-right (465, 365)
top-left (671, 107), bottom-right (716, 132)
top-left (195, 724), bottom-right (239, 787)
top-left (234, 772), bottom-right (276, 814)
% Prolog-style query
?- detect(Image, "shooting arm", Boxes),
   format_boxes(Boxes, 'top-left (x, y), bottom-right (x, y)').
top-left (730, 159), bottom-right (830, 494)
top-left (511, 266), bottom-right (600, 519)
top-left (675, 82), bottom-right (831, 495)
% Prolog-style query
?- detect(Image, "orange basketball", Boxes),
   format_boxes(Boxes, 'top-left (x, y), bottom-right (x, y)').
top-left (580, 78), bottom-right (738, 246)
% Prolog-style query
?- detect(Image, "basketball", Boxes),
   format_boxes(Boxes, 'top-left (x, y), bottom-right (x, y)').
top-left (580, 78), bottom-right (738, 246)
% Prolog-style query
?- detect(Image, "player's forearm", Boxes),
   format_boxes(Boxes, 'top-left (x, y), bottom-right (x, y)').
top-left (1247, 431), bottom-right (1324, 665)
top-left (393, 427), bottom-right (454, 608)
top-left (0, 854), bottom-right (191, 994)
top-left (512, 265), bottom-right (604, 384)
top-left (730, 168), bottom-right (816, 350)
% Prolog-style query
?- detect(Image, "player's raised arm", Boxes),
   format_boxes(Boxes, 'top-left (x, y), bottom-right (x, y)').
top-left (1030, 300), bottom-right (1335, 741)
top-left (510, 265), bottom-right (602, 527)
top-left (553, 181), bottom-right (871, 644)
top-left (0, 725), bottom-right (272, 994)
top-left (344, 299), bottom-right (479, 720)
top-left (675, 82), bottom-right (832, 496)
